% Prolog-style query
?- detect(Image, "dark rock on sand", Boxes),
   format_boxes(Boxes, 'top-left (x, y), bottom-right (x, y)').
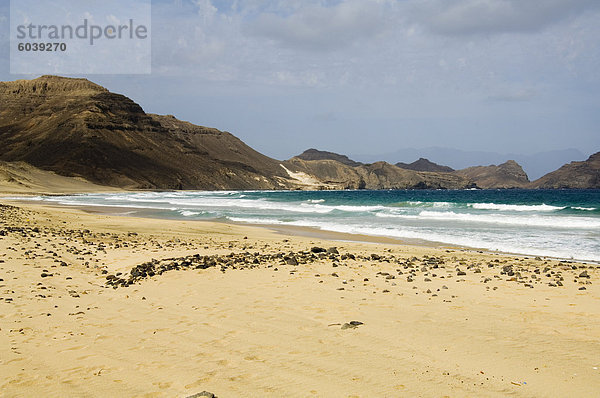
top-left (341, 321), bottom-right (364, 330)
top-left (186, 392), bottom-right (217, 398)
top-left (579, 270), bottom-right (590, 278)
top-left (285, 256), bottom-right (298, 266)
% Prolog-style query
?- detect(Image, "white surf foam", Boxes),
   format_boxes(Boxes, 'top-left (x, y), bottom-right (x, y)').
top-left (376, 210), bottom-right (600, 229)
top-left (226, 216), bottom-right (600, 262)
top-left (469, 203), bottom-right (564, 212)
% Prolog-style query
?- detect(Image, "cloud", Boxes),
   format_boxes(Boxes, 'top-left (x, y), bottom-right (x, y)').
top-left (419, 0), bottom-right (600, 36)
top-left (244, 0), bottom-right (388, 51)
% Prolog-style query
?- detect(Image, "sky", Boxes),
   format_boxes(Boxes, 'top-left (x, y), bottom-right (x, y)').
top-left (1, 0), bottom-right (599, 163)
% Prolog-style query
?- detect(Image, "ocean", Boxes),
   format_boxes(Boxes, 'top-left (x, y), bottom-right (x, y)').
top-left (23, 189), bottom-right (600, 263)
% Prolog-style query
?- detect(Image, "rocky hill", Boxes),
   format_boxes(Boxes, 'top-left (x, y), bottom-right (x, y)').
top-left (396, 158), bottom-right (454, 173)
top-left (0, 76), bottom-right (294, 190)
top-left (530, 152), bottom-right (600, 189)
top-left (284, 157), bottom-right (473, 190)
top-left (453, 160), bottom-right (530, 189)
top-left (295, 149), bottom-right (363, 167)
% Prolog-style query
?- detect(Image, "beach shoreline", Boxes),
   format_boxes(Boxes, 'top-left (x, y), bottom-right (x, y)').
top-left (1, 196), bottom-right (599, 397)
top-left (3, 193), bottom-right (597, 265)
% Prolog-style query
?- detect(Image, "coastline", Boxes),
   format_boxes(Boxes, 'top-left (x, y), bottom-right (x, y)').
top-left (1, 196), bottom-right (599, 397)
top-left (3, 193), bottom-right (597, 265)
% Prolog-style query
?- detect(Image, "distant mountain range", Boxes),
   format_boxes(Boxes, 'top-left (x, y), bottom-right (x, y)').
top-left (0, 76), bottom-right (598, 191)
top-left (351, 147), bottom-right (587, 180)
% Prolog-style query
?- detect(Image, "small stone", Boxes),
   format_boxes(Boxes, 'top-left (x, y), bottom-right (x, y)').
top-left (341, 321), bottom-right (363, 329)
top-left (186, 392), bottom-right (217, 398)
top-left (285, 257), bottom-right (298, 266)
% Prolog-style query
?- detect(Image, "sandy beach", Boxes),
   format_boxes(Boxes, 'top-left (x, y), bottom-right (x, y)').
top-left (1, 197), bottom-right (599, 397)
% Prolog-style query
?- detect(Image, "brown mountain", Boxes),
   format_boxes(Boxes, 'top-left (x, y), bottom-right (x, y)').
top-left (396, 158), bottom-right (454, 173)
top-left (3, 76), bottom-right (593, 191)
top-left (0, 75), bottom-right (293, 190)
top-left (295, 148), bottom-right (363, 167)
top-left (454, 160), bottom-right (530, 189)
top-left (531, 152), bottom-right (600, 189)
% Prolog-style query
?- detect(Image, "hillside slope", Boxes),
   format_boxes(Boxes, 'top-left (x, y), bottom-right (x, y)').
top-left (531, 152), bottom-right (600, 189)
top-left (284, 158), bottom-right (474, 190)
top-left (295, 148), bottom-right (363, 167)
top-left (0, 161), bottom-right (120, 194)
top-left (454, 160), bottom-right (530, 189)
top-left (0, 76), bottom-right (291, 190)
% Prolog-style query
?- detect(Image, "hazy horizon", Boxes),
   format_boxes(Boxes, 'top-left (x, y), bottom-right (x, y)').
top-left (1, 0), bottom-right (598, 164)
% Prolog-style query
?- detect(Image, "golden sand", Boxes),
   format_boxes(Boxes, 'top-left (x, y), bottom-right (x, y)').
top-left (0, 199), bottom-right (599, 397)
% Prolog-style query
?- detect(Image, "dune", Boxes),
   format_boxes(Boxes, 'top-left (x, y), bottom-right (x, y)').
top-left (0, 161), bottom-right (122, 195)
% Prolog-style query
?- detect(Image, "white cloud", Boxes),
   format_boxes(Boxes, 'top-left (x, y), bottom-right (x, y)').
top-left (193, 0), bottom-right (218, 24)
top-left (144, 0), bottom-right (600, 97)
top-left (419, 0), bottom-right (600, 36)
top-left (245, 0), bottom-right (389, 51)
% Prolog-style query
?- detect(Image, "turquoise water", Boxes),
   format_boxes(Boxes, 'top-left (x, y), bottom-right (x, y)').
top-left (23, 189), bottom-right (600, 262)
